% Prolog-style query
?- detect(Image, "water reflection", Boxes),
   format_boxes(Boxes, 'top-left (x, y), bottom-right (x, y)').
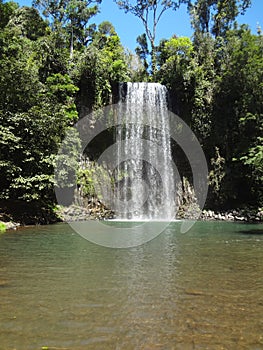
top-left (0, 221), bottom-right (263, 349)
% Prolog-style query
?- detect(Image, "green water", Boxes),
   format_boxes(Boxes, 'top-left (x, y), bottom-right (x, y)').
top-left (0, 221), bottom-right (263, 350)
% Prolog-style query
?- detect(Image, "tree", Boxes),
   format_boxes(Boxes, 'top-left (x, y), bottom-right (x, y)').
top-left (188, 0), bottom-right (251, 37)
top-left (0, 0), bottom-right (19, 29)
top-left (0, 75), bottom-right (79, 203)
top-left (189, 33), bottom-right (217, 142)
top-left (0, 14), bottom-right (79, 204)
top-left (0, 35), bottom-right (42, 112)
top-left (6, 6), bottom-right (48, 40)
top-left (157, 35), bottom-right (198, 129)
top-left (33, 0), bottom-right (102, 57)
top-left (135, 33), bottom-right (149, 79)
top-left (72, 22), bottom-right (129, 114)
top-left (114, 0), bottom-right (188, 75)
top-left (211, 26), bottom-right (263, 207)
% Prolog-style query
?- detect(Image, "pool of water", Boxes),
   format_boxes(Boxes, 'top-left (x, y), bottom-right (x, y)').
top-left (0, 221), bottom-right (263, 349)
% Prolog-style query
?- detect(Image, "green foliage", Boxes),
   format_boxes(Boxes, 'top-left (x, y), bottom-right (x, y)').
top-left (114, 0), bottom-right (188, 75)
top-left (6, 6), bottom-right (48, 40)
top-left (0, 34), bottom-right (42, 112)
top-left (157, 35), bottom-right (196, 127)
top-left (45, 73), bottom-right (79, 121)
top-left (0, 107), bottom-right (76, 202)
top-left (55, 128), bottom-right (81, 188)
top-left (36, 32), bottom-right (70, 81)
top-left (189, 0), bottom-right (251, 37)
top-left (72, 23), bottom-right (129, 110)
top-left (190, 33), bottom-right (217, 141)
top-left (92, 21), bottom-right (128, 82)
top-left (0, 0), bottom-right (19, 29)
top-left (135, 33), bottom-right (149, 79)
top-left (0, 15), bottom-right (79, 204)
top-left (240, 138), bottom-right (263, 174)
top-left (159, 36), bottom-right (193, 63)
top-left (0, 0), bottom-right (262, 215)
top-left (77, 162), bottom-right (113, 200)
top-left (33, 0), bottom-right (102, 56)
top-left (77, 167), bottom-right (97, 197)
top-left (0, 1), bottom-right (128, 211)
top-left (0, 222), bottom-right (6, 232)
top-left (210, 26), bottom-right (263, 207)
top-left (157, 24), bottom-right (263, 209)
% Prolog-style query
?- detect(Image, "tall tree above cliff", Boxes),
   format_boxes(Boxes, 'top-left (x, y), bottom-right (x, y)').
top-left (0, 0), bottom-right (18, 29)
top-left (188, 0), bottom-right (251, 37)
top-left (33, 0), bottom-right (102, 57)
top-left (113, 0), bottom-right (189, 75)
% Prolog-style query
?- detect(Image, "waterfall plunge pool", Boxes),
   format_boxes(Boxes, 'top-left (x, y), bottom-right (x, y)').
top-left (0, 221), bottom-right (263, 349)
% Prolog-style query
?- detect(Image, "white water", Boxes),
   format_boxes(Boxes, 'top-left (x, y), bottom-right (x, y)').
top-left (115, 82), bottom-right (175, 220)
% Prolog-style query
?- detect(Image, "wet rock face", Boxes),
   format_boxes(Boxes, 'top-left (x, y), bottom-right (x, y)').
top-left (58, 200), bottom-right (115, 222)
top-left (174, 178), bottom-right (262, 223)
top-left (176, 177), bottom-right (201, 219)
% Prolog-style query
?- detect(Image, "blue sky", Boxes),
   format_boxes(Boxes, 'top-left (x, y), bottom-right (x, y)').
top-left (14, 0), bottom-right (263, 50)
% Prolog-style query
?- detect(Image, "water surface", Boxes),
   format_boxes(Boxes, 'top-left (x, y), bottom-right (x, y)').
top-left (0, 221), bottom-right (263, 349)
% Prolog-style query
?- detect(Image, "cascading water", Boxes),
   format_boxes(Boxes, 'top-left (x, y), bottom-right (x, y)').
top-left (115, 82), bottom-right (175, 220)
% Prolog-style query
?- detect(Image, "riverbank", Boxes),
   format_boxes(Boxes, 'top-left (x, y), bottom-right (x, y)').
top-left (55, 204), bottom-right (263, 223)
top-left (0, 200), bottom-right (262, 231)
top-left (0, 221), bottom-right (20, 231)
top-left (200, 208), bottom-right (263, 222)
top-left (0, 199), bottom-right (114, 231)
top-left (0, 200), bottom-right (59, 231)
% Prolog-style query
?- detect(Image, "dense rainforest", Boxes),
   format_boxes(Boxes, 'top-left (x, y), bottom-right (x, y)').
top-left (0, 0), bottom-right (262, 224)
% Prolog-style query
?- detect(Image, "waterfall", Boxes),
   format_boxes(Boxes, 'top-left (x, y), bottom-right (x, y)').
top-left (115, 82), bottom-right (175, 220)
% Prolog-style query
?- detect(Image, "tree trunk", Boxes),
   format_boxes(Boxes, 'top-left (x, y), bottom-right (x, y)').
top-left (70, 26), bottom-right (74, 59)
top-left (150, 41), bottom-right (157, 76)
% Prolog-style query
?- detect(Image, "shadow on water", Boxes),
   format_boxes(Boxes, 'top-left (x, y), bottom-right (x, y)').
top-left (238, 228), bottom-right (263, 235)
